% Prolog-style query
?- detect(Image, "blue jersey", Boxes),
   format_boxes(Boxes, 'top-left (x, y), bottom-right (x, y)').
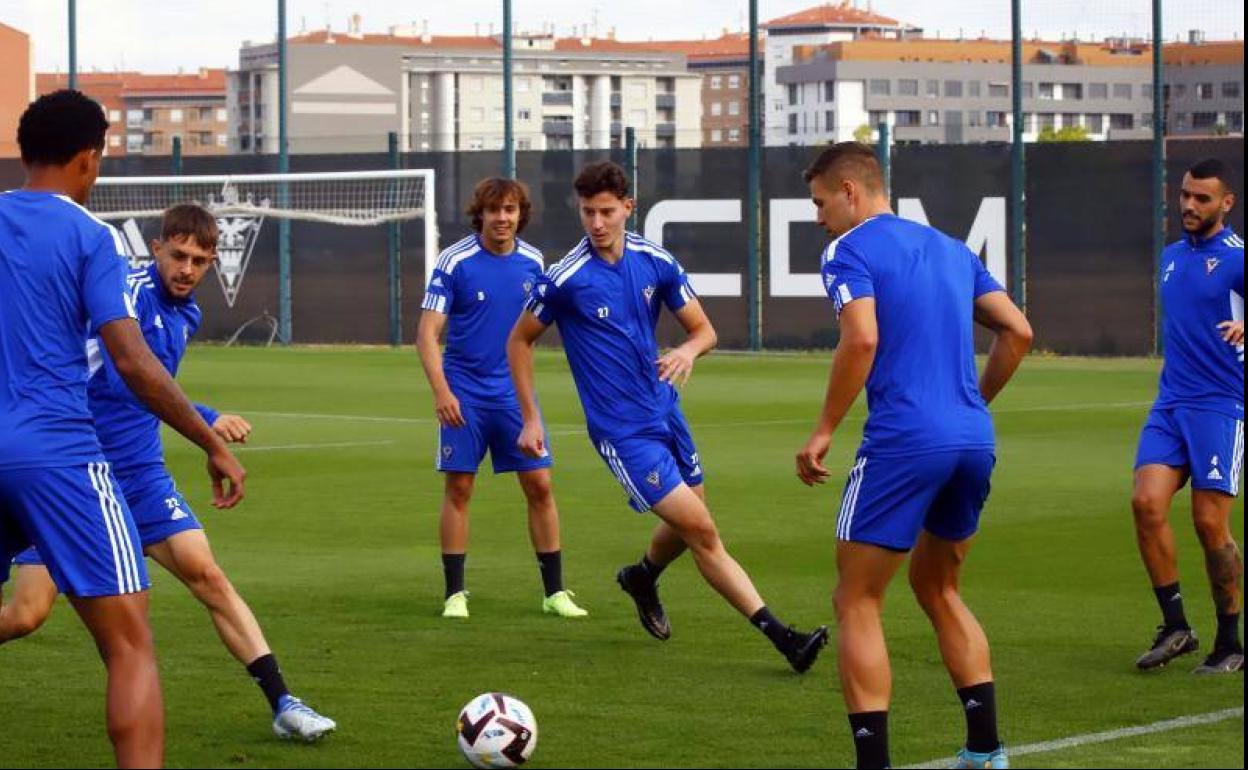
top-left (1154, 227), bottom-right (1244, 420)
top-left (821, 214), bottom-right (1004, 457)
top-left (0, 190), bottom-right (135, 471)
top-left (422, 234), bottom-right (545, 407)
top-left (87, 264), bottom-right (219, 472)
top-left (525, 232), bottom-right (697, 441)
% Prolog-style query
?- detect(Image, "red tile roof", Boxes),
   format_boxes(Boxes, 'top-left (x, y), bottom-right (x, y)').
top-left (765, 2), bottom-right (902, 29)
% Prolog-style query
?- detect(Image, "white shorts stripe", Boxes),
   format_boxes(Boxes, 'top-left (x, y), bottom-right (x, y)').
top-left (97, 463), bottom-right (141, 592)
top-left (87, 462), bottom-right (127, 594)
top-left (601, 441), bottom-right (649, 511)
top-left (837, 458), bottom-right (866, 540)
top-left (1231, 420), bottom-right (1243, 497)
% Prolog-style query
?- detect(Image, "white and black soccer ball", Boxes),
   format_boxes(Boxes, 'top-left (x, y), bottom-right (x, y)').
top-left (456, 692), bottom-right (538, 769)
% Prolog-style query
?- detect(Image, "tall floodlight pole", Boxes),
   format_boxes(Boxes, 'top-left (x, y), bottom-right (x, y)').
top-left (503, 0), bottom-right (516, 178)
top-left (278, 0), bottom-right (292, 344)
top-left (1010, 0), bottom-right (1026, 312)
top-left (1151, 0), bottom-right (1165, 355)
top-left (747, 0), bottom-right (762, 351)
top-left (68, 0), bottom-right (78, 90)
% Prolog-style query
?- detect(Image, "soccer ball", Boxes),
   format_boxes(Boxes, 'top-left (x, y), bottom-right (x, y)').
top-left (456, 692), bottom-right (538, 769)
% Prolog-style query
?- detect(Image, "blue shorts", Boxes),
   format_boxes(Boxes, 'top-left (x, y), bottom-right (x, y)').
top-left (437, 402), bottom-right (553, 475)
top-left (837, 449), bottom-right (995, 551)
top-left (12, 465), bottom-right (202, 570)
top-left (595, 408), bottom-right (704, 513)
top-left (0, 463), bottom-right (149, 597)
top-left (1135, 407), bottom-right (1243, 496)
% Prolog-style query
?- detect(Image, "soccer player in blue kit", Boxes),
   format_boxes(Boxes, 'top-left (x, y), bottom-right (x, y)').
top-left (509, 161), bottom-right (829, 673)
top-left (794, 143), bottom-right (1033, 769)
top-left (1, 204), bottom-right (336, 741)
top-left (0, 90), bottom-right (245, 768)
top-left (417, 177), bottom-right (587, 620)
top-left (1131, 158), bottom-right (1244, 675)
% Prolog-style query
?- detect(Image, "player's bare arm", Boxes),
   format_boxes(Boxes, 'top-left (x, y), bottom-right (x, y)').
top-left (972, 290), bottom-right (1034, 404)
top-left (416, 308), bottom-right (465, 428)
top-left (98, 317), bottom-right (245, 508)
top-left (508, 312), bottom-right (549, 458)
top-left (796, 298), bottom-right (877, 486)
top-left (657, 299), bottom-right (717, 388)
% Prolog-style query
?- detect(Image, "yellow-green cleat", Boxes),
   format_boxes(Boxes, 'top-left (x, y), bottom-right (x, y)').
top-left (542, 590), bottom-right (589, 618)
top-left (442, 591), bottom-right (469, 619)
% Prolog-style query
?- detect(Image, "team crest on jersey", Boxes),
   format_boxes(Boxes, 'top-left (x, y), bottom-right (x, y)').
top-left (523, 279), bottom-right (534, 295)
top-left (646, 470), bottom-right (661, 488)
top-left (643, 285), bottom-right (656, 304)
top-left (1206, 256), bottom-right (1220, 275)
top-left (214, 215), bottom-right (265, 308)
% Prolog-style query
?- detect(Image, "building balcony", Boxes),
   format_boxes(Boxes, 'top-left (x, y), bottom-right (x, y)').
top-left (655, 122), bottom-right (676, 138)
top-left (610, 93), bottom-right (621, 107)
top-left (542, 120), bottom-right (574, 136)
top-left (542, 91), bottom-right (573, 106)
top-left (655, 93), bottom-right (676, 110)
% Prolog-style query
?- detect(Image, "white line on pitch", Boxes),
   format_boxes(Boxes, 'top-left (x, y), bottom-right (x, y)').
top-left (902, 707), bottom-right (1244, 769)
top-left (234, 440), bottom-right (398, 452)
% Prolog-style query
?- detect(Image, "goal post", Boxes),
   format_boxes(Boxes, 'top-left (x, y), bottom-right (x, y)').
top-left (90, 168), bottom-right (438, 345)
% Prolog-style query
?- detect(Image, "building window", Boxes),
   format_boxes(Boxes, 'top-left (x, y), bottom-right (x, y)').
top-left (1086, 113), bottom-right (1104, 133)
top-left (1223, 82), bottom-right (1241, 99)
top-left (710, 75), bottom-right (722, 90)
top-left (126, 109), bottom-right (143, 128)
top-left (868, 110), bottom-right (887, 126)
top-left (517, 138), bottom-right (532, 150)
top-left (1062, 83), bottom-right (1083, 100)
top-left (869, 79), bottom-right (890, 96)
top-left (968, 80), bottom-right (981, 98)
top-left (824, 80), bottom-right (836, 101)
top-left (108, 109), bottom-right (121, 123)
top-left (710, 129), bottom-right (723, 143)
top-left (1038, 112), bottom-right (1055, 129)
top-left (788, 113), bottom-right (798, 134)
top-left (518, 108), bottom-right (531, 121)
top-left (126, 134), bottom-right (144, 152)
top-left (728, 74), bottom-right (740, 88)
top-left (945, 80), bottom-right (963, 98)
top-left (1110, 113), bottom-right (1134, 130)
top-left (968, 111), bottom-right (982, 127)
top-left (825, 110), bottom-right (835, 130)
top-left (108, 134), bottom-right (121, 148)
top-left (986, 111), bottom-right (1008, 128)
top-left (1021, 82), bottom-right (1033, 99)
top-left (728, 101), bottom-right (740, 116)
top-left (1112, 83), bottom-right (1132, 99)
top-left (787, 83), bottom-right (798, 105)
top-left (728, 127), bottom-right (741, 142)
top-left (1192, 112), bottom-right (1219, 129)
top-left (1089, 82), bottom-right (1108, 99)
top-left (899, 79), bottom-right (918, 96)
top-left (988, 83), bottom-right (1008, 98)
top-left (711, 101), bottom-right (722, 116)
top-left (1039, 82), bottom-right (1055, 100)
top-left (1196, 83), bottom-right (1214, 100)
top-left (927, 110), bottom-right (939, 126)
top-left (1228, 112), bottom-right (1243, 132)
top-left (926, 79), bottom-right (939, 97)
top-left (467, 137), bottom-right (484, 150)
top-left (1172, 112), bottom-right (1188, 130)
top-left (1022, 113), bottom-right (1034, 132)
top-left (895, 110), bottom-right (921, 127)
top-left (216, 133), bottom-right (228, 147)
top-left (1140, 83), bottom-right (1152, 100)
top-left (1142, 112), bottom-right (1153, 126)
top-left (1173, 83), bottom-right (1187, 99)
top-left (1061, 113), bottom-right (1079, 128)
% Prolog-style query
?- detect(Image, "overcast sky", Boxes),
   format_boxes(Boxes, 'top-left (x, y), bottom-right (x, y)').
top-left (2, 0), bottom-right (1242, 74)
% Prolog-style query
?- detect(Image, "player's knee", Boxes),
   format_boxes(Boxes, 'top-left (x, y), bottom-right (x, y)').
top-left (520, 475), bottom-right (553, 505)
top-left (445, 475), bottom-right (475, 507)
top-left (1192, 511), bottom-right (1233, 550)
top-left (0, 606), bottom-right (47, 640)
top-left (1131, 490), bottom-right (1168, 526)
top-left (910, 579), bottom-right (958, 614)
top-left (679, 516), bottom-right (721, 555)
top-left (188, 561), bottom-right (235, 604)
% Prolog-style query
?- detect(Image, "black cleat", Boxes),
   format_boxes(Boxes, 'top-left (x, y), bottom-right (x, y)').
top-left (1192, 646), bottom-right (1245, 675)
top-left (781, 625), bottom-right (830, 674)
top-left (1136, 625), bottom-right (1199, 670)
top-left (616, 565), bottom-right (671, 641)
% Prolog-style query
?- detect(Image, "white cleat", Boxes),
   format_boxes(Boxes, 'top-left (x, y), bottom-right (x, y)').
top-left (272, 697), bottom-right (337, 742)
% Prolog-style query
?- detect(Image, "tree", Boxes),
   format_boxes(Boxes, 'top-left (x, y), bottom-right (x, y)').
top-left (1038, 125), bottom-right (1091, 142)
top-left (853, 124), bottom-right (875, 144)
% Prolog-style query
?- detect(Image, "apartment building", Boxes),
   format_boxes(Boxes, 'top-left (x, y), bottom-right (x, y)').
top-left (232, 23), bottom-right (702, 154)
top-left (0, 23), bottom-right (34, 159)
top-left (1163, 36), bottom-right (1244, 135)
top-left (640, 33), bottom-right (755, 147)
top-left (38, 69), bottom-right (229, 156)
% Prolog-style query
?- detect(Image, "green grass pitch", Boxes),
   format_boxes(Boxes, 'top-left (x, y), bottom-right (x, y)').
top-left (0, 347), bottom-right (1242, 768)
